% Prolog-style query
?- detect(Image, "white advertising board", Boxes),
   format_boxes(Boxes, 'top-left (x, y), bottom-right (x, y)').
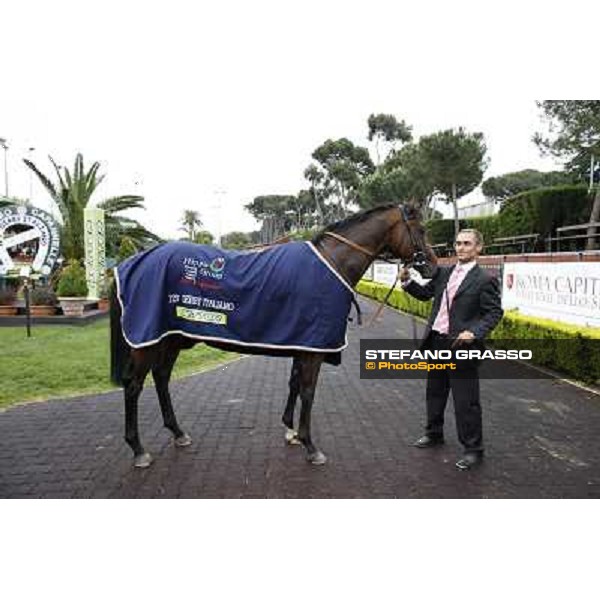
top-left (502, 262), bottom-right (600, 328)
top-left (373, 262), bottom-right (398, 287)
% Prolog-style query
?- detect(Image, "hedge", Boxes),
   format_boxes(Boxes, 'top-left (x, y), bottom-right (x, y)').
top-left (356, 280), bottom-right (600, 384)
top-left (426, 184), bottom-right (594, 250)
top-left (356, 280), bottom-right (432, 319)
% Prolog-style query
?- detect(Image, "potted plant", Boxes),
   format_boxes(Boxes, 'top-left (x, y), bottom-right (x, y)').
top-left (0, 286), bottom-right (18, 316)
top-left (57, 260), bottom-right (89, 317)
top-left (29, 284), bottom-right (58, 316)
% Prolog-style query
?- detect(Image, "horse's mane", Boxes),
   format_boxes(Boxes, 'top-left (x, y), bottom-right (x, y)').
top-left (312, 203), bottom-right (418, 244)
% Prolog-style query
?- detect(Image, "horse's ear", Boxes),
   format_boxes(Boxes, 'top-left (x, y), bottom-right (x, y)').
top-left (399, 200), bottom-right (422, 221)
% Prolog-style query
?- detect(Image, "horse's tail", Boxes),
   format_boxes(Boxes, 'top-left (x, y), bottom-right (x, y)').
top-left (110, 280), bottom-right (130, 386)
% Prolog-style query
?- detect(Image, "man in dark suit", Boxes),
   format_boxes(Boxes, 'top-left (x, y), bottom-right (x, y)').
top-left (400, 229), bottom-right (503, 470)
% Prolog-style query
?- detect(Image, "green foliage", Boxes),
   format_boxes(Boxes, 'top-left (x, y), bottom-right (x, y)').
top-left (220, 231), bottom-right (252, 249)
top-left (244, 193), bottom-right (321, 242)
top-left (57, 260), bottom-right (89, 297)
top-left (426, 218), bottom-right (466, 245)
top-left (358, 142), bottom-right (435, 209)
top-left (418, 128), bottom-right (488, 199)
top-left (310, 138), bottom-right (375, 215)
top-left (534, 101), bottom-right (600, 166)
top-left (0, 286), bottom-right (17, 305)
top-left (30, 285), bottom-right (57, 306)
top-left (425, 185), bottom-right (592, 249)
top-left (358, 168), bottom-right (411, 208)
top-left (367, 113), bottom-right (412, 164)
top-left (356, 280), bottom-right (432, 319)
top-left (0, 196), bottom-right (30, 208)
top-left (23, 153), bottom-right (160, 260)
top-left (357, 281), bottom-right (600, 384)
top-left (534, 101), bottom-right (600, 247)
top-left (482, 169), bottom-right (577, 203)
top-left (245, 195), bottom-right (297, 224)
top-left (490, 311), bottom-right (600, 384)
top-left (117, 237), bottom-right (138, 263)
top-left (498, 184), bottom-right (591, 240)
top-left (180, 210), bottom-right (203, 241)
top-left (194, 230), bottom-right (214, 245)
top-left (288, 229), bottom-right (315, 241)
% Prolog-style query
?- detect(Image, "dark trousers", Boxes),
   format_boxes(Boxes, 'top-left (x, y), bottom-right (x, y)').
top-left (425, 333), bottom-right (483, 452)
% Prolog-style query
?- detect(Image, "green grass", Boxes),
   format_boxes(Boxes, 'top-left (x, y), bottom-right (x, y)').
top-left (0, 319), bottom-right (238, 410)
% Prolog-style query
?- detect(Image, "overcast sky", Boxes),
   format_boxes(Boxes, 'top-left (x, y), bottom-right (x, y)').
top-left (1, 0), bottom-right (588, 241)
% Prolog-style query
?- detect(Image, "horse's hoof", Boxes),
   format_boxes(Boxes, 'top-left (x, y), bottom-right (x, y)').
top-left (133, 452), bottom-right (153, 468)
top-left (285, 429), bottom-right (301, 445)
top-left (307, 450), bottom-right (327, 465)
top-left (175, 433), bottom-right (192, 447)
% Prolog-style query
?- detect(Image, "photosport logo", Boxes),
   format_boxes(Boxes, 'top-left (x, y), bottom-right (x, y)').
top-left (360, 339), bottom-right (556, 380)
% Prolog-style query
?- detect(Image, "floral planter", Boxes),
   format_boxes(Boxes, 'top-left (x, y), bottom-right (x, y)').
top-left (59, 297), bottom-right (87, 317)
top-left (0, 305), bottom-right (18, 316)
top-left (30, 305), bottom-right (57, 317)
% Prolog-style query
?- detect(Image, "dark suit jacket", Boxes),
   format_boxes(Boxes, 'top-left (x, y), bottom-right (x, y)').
top-left (404, 263), bottom-right (503, 350)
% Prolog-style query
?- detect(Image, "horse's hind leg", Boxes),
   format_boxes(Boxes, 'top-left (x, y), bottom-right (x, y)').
top-left (124, 351), bottom-right (153, 468)
top-left (297, 353), bottom-right (327, 465)
top-left (152, 343), bottom-right (192, 448)
top-left (282, 357), bottom-right (301, 445)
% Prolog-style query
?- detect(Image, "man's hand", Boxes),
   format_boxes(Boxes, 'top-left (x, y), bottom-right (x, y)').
top-left (451, 330), bottom-right (475, 347)
top-left (399, 267), bottom-right (410, 282)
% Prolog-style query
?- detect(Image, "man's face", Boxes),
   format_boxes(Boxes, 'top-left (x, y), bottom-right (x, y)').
top-left (454, 232), bottom-right (481, 263)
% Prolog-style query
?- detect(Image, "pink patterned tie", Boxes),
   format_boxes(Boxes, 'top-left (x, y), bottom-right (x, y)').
top-left (433, 265), bottom-right (463, 334)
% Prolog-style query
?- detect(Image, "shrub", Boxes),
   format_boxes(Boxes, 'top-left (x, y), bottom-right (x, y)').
top-left (425, 184), bottom-right (593, 252)
top-left (356, 280), bottom-right (432, 319)
top-left (57, 261), bottom-right (89, 297)
top-left (117, 238), bottom-right (138, 263)
top-left (490, 311), bottom-right (600, 384)
top-left (0, 287), bottom-right (17, 305)
top-left (30, 285), bottom-right (57, 306)
top-left (498, 184), bottom-right (591, 242)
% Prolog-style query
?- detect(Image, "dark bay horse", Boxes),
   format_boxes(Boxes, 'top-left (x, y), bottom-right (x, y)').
top-left (110, 203), bottom-right (437, 468)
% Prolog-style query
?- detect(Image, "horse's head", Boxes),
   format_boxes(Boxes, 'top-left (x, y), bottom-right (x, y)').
top-left (384, 204), bottom-right (437, 278)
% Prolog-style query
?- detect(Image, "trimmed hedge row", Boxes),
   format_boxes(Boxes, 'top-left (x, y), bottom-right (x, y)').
top-left (356, 280), bottom-right (432, 319)
top-left (426, 184), bottom-right (594, 249)
top-left (356, 280), bottom-right (600, 384)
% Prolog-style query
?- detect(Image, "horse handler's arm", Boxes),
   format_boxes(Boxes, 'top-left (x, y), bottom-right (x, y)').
top-left (471, 275), bottom-right (504, 339)
top-left (401, 266), bottom-right (440, 301)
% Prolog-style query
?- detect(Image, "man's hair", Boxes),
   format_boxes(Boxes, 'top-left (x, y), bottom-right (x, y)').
top-left (457, 228), bottom-right (484, 247)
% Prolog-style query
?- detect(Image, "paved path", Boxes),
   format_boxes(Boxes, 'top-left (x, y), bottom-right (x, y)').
top-left (1, 298), bottom-right (600, 498)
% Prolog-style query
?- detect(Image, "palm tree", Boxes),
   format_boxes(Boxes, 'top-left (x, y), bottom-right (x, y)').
top-left (23, 153), bottom-right (161, 259)
top-left (179, 210), bottom-right (203, 241)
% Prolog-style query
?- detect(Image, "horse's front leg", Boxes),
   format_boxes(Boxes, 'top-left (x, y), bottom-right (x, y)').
top-left (282, 357), bottom-right (302, 445)
top-left (297, 353), bottom-right (327, 465)
top-left (152, 343), bottom-right (192, 448)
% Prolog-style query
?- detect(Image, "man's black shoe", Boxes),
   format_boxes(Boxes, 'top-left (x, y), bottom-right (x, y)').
top-left (413, 435), bottom-right (445, 448)
top-left (455, 452), bottom-right (483, 471)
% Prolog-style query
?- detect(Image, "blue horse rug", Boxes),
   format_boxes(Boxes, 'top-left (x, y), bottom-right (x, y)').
top-left (115, 241), bottom-right (355, 356)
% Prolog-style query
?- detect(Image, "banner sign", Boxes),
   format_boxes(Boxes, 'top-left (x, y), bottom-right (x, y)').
top-left (502, 262), bottom-right (600, 328)
top-left (0, 204), bottom-right (60, 277)
top-left (373, 262), bottom-right (398, 287)
top-left (83, 207), bottom-right (106, 299)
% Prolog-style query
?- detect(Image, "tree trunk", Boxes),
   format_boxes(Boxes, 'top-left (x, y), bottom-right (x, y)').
top-left (586, 187), bottom-right (600, 250)
top-left (451, 182), bottom-right (460, 240)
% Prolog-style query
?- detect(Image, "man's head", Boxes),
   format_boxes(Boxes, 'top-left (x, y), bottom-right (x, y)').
top-left (454, 229), bottom-right (483, 263)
